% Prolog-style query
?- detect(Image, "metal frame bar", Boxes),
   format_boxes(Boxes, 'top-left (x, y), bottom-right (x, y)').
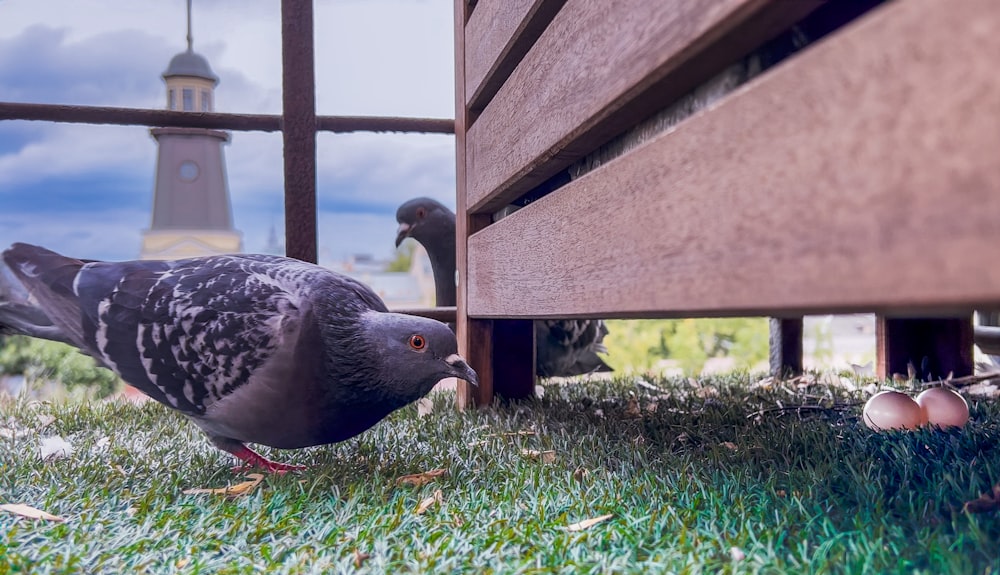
top-left (0, 102), bottom-right (454, 134)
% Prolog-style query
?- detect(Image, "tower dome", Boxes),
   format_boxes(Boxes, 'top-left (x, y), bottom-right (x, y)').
top-left (163, 49), bottom-right (218, 84)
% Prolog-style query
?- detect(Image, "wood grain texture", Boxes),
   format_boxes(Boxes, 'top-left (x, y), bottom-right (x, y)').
top-left (465, 0), bottom-right (823, 212)
top-left (464, 0), bottom-right (567, 112)
top-left (876, 317), bottom-right (974, 380)
top-left (466, 0), bottom-right (1000, 318)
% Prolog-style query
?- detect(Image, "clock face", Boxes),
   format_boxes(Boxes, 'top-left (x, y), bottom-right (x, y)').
top-left (179, 161), bottom-right (199, 182)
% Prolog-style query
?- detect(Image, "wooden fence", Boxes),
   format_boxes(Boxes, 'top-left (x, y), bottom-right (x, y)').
top-left (453, 0), bottom-right (1000, 405)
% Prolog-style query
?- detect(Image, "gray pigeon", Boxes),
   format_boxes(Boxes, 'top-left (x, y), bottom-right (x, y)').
top-left (395, 198), bottom-right (612, 378)
top-left (0, 243), bottom-right (478, 472)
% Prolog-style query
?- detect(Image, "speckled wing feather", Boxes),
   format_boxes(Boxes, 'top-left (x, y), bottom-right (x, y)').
top-left (535, 319), bottom-right (613, 378)
top-left (76, 254), bottom-right (335, 415)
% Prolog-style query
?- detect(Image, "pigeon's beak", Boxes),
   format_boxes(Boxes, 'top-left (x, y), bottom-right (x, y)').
top-left (395, 222), bottom-right (413, 248)
top-left (444, 353), bottom-right (478, 387)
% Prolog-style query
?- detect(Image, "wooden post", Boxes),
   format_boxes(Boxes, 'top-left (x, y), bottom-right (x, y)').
top-left (454, 0), bottom-right (540, 406)
top-left (491, 320), bottom-right (536, 400)
top-left (453, 0), bottom-right (476, 408)
top-left (769, 317), bottom-right (803, 378)
top-left (876, 316), bottom-right (974, 381)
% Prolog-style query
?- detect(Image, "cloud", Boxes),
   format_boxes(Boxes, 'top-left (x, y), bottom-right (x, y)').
top-left (0, 123), bottom-right (154, 188)
top-left (0, 25), bottom-right (169, 107)
top-left (0, 207), bottom-right (150, 262)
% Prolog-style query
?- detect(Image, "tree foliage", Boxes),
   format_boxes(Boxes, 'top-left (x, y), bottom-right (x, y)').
top-left (386, 240), bottom-right (416, 272)
top-left (0, 336), bottom-right (120, 398)
top-left (602, 318), bottom-right (769, 375)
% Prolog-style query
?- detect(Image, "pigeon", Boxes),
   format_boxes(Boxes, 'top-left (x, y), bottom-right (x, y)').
top-left (395, 197), bottom-right (456, 309)
top-left (395, 197), bottom-right (612, 378)
top-left (0, 243), bottom-right (478, 472)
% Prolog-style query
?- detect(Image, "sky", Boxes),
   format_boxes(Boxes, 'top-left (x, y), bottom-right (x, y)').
top-left (0, 0), bottom-right (456, 263)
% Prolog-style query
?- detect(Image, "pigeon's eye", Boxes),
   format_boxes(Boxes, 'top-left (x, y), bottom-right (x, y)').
top-left (408, 334), bottom-right (427, 350)
top-left (416, 207), bottom-right (427, 219)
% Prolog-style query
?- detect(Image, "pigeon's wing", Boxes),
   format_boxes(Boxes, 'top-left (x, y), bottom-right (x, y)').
top-left (70, 254), bottom-right (330, 415)
top-left (535, 319), bottom-right (613, 378)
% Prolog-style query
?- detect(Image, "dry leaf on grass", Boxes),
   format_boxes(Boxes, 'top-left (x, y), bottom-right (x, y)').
top-left (396, 468), bottom-right (448, 487)
top-left (963, 484), bottom-right (1000, 514)
top-left (720, 441), bottom-right (738, 451)
top-left (635, 379), bottom-right (666, 393)
top-left (415, 489), bottom-right (443, 515)
top-left (354, 549), bottom-right (371, 568)
top-left (567, 513), bottom-right (614, 532)
top-left (484, 430), bottom-right (536, 438)
top-left (39, 436), bottom-right (74, 460)
top-left (415, 397), bottom-right (434, 418)
top-left (625, 399), bottom-right (642, 418)
top-left (0, 503), bottom-right (65, 522)
top-left (182, 474), bottom-right (265, 498)
top-left (35, 414), bottom-right (55, 429)
top-left (573, 467), bottom-right (589, 483)
top-left (521, 449), bottom-right (556, 464)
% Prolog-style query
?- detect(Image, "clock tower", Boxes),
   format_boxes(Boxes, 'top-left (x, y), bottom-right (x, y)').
top-left (140, 1), bottom-right (242, 259)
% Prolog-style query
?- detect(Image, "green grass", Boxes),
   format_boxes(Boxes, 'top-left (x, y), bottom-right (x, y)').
top-left (1, 375), bottom-right (998, 574)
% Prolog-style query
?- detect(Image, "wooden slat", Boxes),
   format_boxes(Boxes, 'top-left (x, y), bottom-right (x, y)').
top-left (465, 0), bottom-right (824, 213)
top-left (464, 0), bottom-right (567, 112)
top-left (466, 0), bottom-right (1000, 318)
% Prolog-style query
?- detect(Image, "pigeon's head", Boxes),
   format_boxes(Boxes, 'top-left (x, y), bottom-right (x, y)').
top-left (395, 197), bottom-right (455, 248)
top-left (362, 311), bottom-right (478, 399)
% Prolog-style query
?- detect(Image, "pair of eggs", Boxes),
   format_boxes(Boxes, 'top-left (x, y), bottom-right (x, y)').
top-left (862, 387), bottom-right (969, 431)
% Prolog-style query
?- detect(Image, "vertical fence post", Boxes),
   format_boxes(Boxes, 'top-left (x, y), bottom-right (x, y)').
top-left (281, 0), bottom-right (318, 263)
top-left (769, 317), bottom-right (803, 378)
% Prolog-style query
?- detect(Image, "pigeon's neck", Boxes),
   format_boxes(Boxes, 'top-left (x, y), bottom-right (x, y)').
top-left (417, 217), bottom-right (457, 307)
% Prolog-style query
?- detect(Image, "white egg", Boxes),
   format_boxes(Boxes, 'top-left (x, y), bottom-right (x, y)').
top-left (916, 387), bottom-right (969, 429)
top-left (862, 390), bottom-right (923, 431)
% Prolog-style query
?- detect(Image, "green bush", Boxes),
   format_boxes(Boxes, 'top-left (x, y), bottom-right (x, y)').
top-left (0, 335), bottom-right (121, 398)
top-left (603, 318), bottom-right (769, 375)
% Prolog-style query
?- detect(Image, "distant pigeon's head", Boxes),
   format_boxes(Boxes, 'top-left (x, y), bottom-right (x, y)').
top-left (360, 311), bottom-right (477, 401)
top-left (395, 197), bottom-right (455, 248)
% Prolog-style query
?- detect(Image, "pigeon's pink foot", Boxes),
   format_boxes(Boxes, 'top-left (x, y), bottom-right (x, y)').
top-left (230, 445), bottom-right (307, 474)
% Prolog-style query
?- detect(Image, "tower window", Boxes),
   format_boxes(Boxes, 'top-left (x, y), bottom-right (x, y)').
top-left (201, 90), bottom-right (211, 112)
top-left (182, 88), bottom-right (194, 111)
top-left (168, 89), bottom-right (176, 110)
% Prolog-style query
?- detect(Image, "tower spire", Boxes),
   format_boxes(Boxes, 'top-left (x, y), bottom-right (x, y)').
top-left (186, 0), bottom-right (193, 51)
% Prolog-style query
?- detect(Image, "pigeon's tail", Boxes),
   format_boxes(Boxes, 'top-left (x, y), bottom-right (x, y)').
top-left (0, 243), bottom-right (86, 346)
top-left (0, 258), bottom-right (68, 343)
top-left (567, 351), bottom-right (614, 376)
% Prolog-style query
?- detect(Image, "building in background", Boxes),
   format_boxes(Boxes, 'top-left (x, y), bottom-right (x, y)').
top-left (320, 242), bottom-right (436, 309)
top-left (140, 3), bottom-right (241, 259)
